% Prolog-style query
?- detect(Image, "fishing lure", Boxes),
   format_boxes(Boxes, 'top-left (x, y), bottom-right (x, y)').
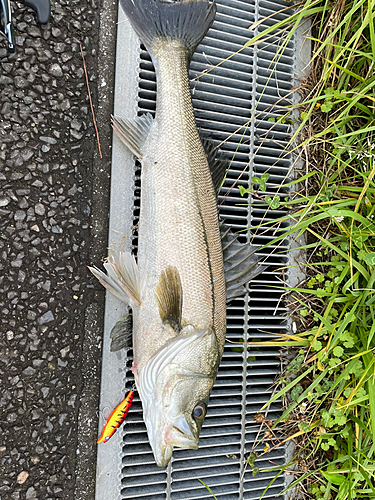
top-left (97, 390), bottom-right (134, 444)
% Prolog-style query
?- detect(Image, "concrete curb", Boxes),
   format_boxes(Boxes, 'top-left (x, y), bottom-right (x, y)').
top-left (94, 6), bottom-right (140, 500)
top-left (74, 0), bottom-right (119, 498)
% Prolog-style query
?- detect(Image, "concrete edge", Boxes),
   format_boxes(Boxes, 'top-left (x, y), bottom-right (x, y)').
top-left (283, 13), bottom-right (312, 500)
top-left (94, 7), bottom-right (140, 500)
top-left (289, 15), bottom-right (312, 289)
top-left (74, 0), bottom-right (119, 498)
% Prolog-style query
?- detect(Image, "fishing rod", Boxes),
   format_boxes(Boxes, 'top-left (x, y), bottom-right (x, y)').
top-left (0, 0), bottom-right (50, 52)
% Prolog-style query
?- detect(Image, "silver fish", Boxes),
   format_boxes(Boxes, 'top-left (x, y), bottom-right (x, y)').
top-left (90, 0), bottom-right (266, 467)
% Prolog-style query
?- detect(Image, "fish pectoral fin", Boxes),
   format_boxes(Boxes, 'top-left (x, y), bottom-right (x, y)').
top-left (200, 135), bottom-right (229, 195)
top-left (89, 251), bottom-right (143, 308)
top-left (156, 266), bottom-right (183, 332)
top-left (220, 220), bottom-right (268, 302)
top-left (111, 113), bottom-right (153, 159)
top-left (110, 312), bottom-right (133, 351)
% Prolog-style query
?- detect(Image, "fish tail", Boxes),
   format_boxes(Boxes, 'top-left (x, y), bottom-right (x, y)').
top-left (119, 0), bottom-right (216, 60)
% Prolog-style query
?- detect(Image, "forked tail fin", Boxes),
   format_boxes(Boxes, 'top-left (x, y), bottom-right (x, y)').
top-left (119, 0), bottom-right (216, 60)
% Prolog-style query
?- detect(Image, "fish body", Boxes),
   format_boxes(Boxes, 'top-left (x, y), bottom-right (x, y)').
top-left (134, 41), bottom-right (227, 373)
top-left (91, 0), bottom-right (266, 467)
top-left (127, 0), bottom-right (224, 467)
top-left (97, 390), bottom-right (134, 444)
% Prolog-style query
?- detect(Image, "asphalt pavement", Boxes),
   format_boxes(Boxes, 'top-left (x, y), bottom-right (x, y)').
top-left (0, 0), bottom-right (118, 498)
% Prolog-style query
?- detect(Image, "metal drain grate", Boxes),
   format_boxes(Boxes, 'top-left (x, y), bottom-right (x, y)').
top-left (95, 1), bottom-right (309, 499)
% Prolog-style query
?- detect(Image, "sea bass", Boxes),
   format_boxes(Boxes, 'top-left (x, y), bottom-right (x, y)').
top-left (90, 0), bottom-right (266, 467)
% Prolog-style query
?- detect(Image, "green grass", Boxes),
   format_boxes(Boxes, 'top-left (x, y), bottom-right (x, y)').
top-left (247, 1), bottom-right (375, 499)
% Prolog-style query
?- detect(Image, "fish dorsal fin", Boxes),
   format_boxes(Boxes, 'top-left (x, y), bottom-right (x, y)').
top-left (89, 251), bottom-right (143, 309)
top-left (220, 220), bottom-right (268, 302)
top-left (200, 136), bottom-right (229, 195)
top-left (156, 266), bottom-right (183, 332)
top-left (111, 113), bottom-right (153, 159)
top-left (110, 312), bottom-right (133, 352)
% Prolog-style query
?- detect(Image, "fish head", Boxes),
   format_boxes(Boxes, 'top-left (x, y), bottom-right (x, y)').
top-left (137, 326), bottom-right (219, 467)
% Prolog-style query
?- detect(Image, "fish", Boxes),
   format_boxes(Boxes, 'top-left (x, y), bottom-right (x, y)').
top-left (89, 0), bottom-right (267, 467)
top-left (97, 390), bottom-right (134, 444)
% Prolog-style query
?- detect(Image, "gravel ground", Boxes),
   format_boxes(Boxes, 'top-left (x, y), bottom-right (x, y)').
top-left (0, 0), bottom-right (117, 498)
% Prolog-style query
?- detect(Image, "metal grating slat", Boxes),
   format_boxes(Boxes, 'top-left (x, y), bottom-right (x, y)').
top-left (99, 0), bottom-right (307, 499)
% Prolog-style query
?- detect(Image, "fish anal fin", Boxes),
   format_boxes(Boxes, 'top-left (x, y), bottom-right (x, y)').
top-left (220, 220), bottom-right (268, 302)
top-left (156, 266), bottom-right (183, 332)
top-left (112, 113), bottom-right (153, 159)
top-left (110, 312), bottom-right (133, 352)
top-left (200, 136), bottom-right (229, 195)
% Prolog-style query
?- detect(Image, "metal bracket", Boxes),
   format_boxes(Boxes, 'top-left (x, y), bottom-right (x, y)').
top-left (0, 0), bottom-right (50, 52)
top-left (0, 0), bottom-right (15, 52)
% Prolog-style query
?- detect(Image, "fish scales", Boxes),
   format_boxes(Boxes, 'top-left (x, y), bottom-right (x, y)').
top-left (90, 0), bottom-right (224, 467)
top-left (135, 44), bottom-right (227, 371)
top-left (91, 0), bottom-right (265, 468)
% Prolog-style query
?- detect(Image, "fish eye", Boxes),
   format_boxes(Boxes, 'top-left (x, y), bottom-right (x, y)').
top-left (104, 436), bottom-right (110, 441)
top-left (192, 402), bottom-right (207, 420)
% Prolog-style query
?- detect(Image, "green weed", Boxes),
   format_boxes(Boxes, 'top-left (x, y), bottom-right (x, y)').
top-left (244, 0), bottom-right (375, 499)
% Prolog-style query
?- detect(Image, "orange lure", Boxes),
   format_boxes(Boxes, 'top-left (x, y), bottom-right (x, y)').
top-left (97, 390), bottom-right (134, 444)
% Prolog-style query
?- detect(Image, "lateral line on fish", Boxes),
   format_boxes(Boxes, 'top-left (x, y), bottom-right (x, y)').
top-left (184, 153), bottom-right (217, 321)
top-left (194, 196), bottom-right (216, 324)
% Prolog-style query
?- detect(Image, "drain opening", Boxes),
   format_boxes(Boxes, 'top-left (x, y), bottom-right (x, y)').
top-left (97, 0), bottom-right (308, 499)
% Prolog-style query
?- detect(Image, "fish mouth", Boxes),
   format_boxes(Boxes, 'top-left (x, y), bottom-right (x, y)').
top-left (165, 424), bottom-right (198, 449)
top-left (155, 444), bottom-right (173, 468)
top-left (153, 426), bottom-right (198, 468)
